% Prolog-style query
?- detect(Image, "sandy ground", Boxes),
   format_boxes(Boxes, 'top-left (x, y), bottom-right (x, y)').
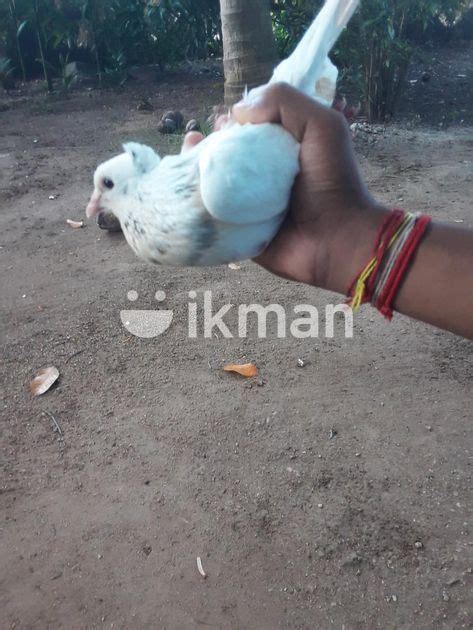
top-left (1, 44), bottom-right (472, 629)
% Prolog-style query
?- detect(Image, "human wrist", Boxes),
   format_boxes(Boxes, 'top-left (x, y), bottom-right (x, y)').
top-left (313, 201), bottom-right (390, 295)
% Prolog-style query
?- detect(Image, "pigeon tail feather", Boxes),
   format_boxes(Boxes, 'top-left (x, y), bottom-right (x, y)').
top-left (269, 0), bottom-right (360, 106)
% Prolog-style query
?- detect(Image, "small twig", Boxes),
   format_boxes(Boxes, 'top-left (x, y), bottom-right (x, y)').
top-left (42, 410), bottom-right (63, 436)
top-left (65, 349), bottom-right (84, 363)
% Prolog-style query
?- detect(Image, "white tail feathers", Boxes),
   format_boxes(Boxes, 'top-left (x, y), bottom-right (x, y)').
top-left (335, 0), bottom-right (359, 31)
top-left (269, 0), bottom-right (360, 106)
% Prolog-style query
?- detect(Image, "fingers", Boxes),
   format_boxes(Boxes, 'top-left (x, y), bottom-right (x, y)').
top-left (181, 114), bottom-right (233, 154)
top-left (181, 83), bottom-right (345, 152)
top-left (214, 114), bottom-right (230, 131)
top-left (232, 82), bottom-right (340, 142)
top-left (181, 131), bottom-right (205, 153)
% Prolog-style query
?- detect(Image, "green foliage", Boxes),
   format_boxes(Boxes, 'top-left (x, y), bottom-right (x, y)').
top-left (272, 0), bottom-right (469, 121)
top-left (0, 55), bottom-right (15, 88)
top-left (351, 0), bottom-right (464, 120)
top-left (0, 0), bottom-right (221, 89)
top-left (345, 0), bottom-right (469, 121)
top-left (0, 0), bottom-right (469, 112)
top-left (57, 51), bottom-right (76, 89)
top-left (271, 0), bottom-right (322, 57)
top-left (145, 0), bottom-right (222, 65)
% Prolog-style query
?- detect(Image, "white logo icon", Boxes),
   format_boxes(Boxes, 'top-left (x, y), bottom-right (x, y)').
top-left (119, 289), bottom-right (353, 340)
top-left (120, 290), bottom-right (173, 338)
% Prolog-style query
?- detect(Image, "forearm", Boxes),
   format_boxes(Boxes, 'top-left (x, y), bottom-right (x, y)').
top-left (320, 206), bottom-right (473, 339)
top-left (394, 222), bottom-right (473, 338)
top-left (231, 84), bottom-right (473, 339)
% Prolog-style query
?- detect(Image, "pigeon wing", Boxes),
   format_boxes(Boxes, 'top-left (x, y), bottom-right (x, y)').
top-left (199, 122), bottom-right (300, 226)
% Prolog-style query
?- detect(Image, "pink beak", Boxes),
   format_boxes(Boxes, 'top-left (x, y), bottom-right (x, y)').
top-left (86, 190), bottom-right (102, 218)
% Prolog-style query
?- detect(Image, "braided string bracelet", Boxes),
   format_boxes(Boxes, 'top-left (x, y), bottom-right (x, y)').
top-left (347, 209), bottom-right (432, 319)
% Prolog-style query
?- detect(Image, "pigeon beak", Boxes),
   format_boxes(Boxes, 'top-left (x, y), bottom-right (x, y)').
top-left (86, 190), bottom-right (102, 218)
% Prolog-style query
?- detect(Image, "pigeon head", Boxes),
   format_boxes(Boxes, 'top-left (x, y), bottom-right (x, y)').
top-left (86, 142), bottom-right (160, 219)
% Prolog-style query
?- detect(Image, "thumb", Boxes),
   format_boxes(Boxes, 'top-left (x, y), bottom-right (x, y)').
top-left (232, 82), bottom-right (335, 143)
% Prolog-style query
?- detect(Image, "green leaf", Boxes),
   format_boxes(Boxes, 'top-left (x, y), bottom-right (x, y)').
top-left (17, 20), bottom-right (28, 37)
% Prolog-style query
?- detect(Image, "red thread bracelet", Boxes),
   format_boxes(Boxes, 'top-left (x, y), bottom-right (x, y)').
top-left (374, 214), bottom-right (431, 319)
top-left (347, 209), bottom-right (431, 319)
top-left (347, 209), bottom-right (407, 308)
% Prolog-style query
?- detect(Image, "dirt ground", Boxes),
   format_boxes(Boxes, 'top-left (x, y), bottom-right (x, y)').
top-left (1, 43), bottom-right (472, 630)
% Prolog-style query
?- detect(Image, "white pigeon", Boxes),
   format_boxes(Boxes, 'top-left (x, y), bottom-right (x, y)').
top-left (86, 0), bottom-right (359, 266)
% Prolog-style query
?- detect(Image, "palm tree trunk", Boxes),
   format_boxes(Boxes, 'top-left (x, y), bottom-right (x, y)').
top-left (219, 0), bottom-right (276, 105)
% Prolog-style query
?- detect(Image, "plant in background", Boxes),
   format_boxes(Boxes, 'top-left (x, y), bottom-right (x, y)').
top-left (0, 0), bottom-right (469, 105)
top-left (1, 0), bottom-right (33, 84)
top-left (1, 0), bottom-right (80, 92)
top-left (7, 1), bottom-right (27, 81)
top-left (0, 55), bottom-right (15, 89)
top-left (77, 0), bottom-right (109, 86)
top-left (145, 0), bottom-right (222, 68)
top-left (102, 49), bottom-right (128, 86)
top-left (57, 51), bottom-right (77, 89)
top-left (271, 0), bottom-right (322, 57)
top-left (31, 0), bottom-right (54, 91)
top-left (349, 0), bottom-right (469, 121)
top-left (272, 0), bottom-right (469, 121)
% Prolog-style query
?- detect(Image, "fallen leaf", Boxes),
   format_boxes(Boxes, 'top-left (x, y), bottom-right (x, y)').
top-left (228, 263), bottom-right (241, 270)
top-left (30, 366), bottom-right (59, 396)
top-left (223, 363), bottom-right (258, 377)
top-left (66, 219), bottom-right (84, 228)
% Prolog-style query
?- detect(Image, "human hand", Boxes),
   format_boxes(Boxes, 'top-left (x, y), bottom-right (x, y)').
top-left (231, 83), bottom-right (388, 293)
top-left (184, 83), bottom-right (473, 337)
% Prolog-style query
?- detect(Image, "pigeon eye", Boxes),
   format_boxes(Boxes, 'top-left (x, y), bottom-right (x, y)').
top-left (103, 178), bottom-right (114, 190)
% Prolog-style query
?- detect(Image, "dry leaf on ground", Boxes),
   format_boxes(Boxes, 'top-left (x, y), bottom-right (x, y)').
top-left (223, 363), bottom-right (258, 377)
top-left (30, 366), bottom-right (60, 396)
top-left (66, 219), bottom-right (84, 228)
